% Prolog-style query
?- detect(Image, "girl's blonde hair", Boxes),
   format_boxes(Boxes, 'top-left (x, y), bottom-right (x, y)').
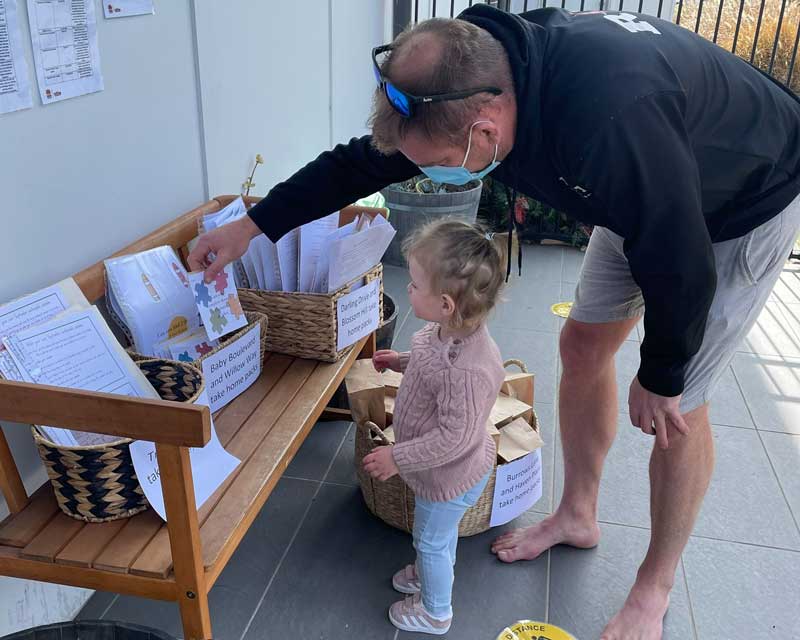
top-left (403, 219), bottom-right (510, 330)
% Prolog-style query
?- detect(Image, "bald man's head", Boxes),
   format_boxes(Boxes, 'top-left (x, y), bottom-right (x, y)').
top-left (370, 18), bottom-right (514, 154)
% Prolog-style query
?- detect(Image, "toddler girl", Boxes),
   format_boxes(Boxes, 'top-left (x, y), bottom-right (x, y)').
top-left (363, 219), bottom-right (508, 635)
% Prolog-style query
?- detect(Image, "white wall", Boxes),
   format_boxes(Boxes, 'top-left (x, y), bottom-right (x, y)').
top-left (0, 0), bottom-right (385, 635)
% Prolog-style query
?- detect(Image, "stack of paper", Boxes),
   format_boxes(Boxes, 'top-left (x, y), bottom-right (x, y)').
top-left (105, 246), bottom-right (200, 357)
top-left (197, 206), bottom-right (396, 295)
top-left (0, 285), bottom-right (160, 446)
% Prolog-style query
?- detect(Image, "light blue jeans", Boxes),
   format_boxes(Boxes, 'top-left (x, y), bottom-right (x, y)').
top-left (412, 470), bottom-right (492, 619)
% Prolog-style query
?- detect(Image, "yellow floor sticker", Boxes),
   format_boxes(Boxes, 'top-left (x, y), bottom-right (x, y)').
top-left (550, 302), bottom-right (573, 318)
top-left (496, 619), bottom-right (576, 640)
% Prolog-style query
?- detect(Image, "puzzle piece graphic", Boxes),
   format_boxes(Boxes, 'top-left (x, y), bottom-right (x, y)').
top-left (194, 281), bottom-right (212, 307)
top-left (227, 293), bottom-right (243, 319)
top-left (209, 307), bottom-right (228, 334)
top-left (177, 351), bottom-right (193, 363)
top-left (195, 342), bottom-right (214, 357)
top-left (213, 270), bottom-right (230, 295)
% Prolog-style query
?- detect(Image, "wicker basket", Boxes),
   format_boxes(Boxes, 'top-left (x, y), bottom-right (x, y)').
top-left (239, 264), bottom-right (383, 362)
top-left (129, 310), bottom-right (268, 370)
top-left (33, 359), bottom-right (205, 523)
top-left (355, 410), bottom-right (540, 538)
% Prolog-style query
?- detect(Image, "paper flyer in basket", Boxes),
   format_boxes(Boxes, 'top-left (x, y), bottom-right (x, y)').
top-left (200, 323), bottom-right (261, 412)
top-left (129, 388), bottom-right (241, 521)
top-left (188, 263), bottom-right (247, 342)
top-left (490, 449), bottom-right (543, 527)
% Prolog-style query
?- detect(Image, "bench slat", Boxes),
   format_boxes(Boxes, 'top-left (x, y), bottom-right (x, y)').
top-left (21, 515), bottom-right (84, 562)
top-left (201, 349), bottom-right (359, 573)
top-left (130, 358), bottom-right (314, 578)
top-left (92, 511), bottom-right (164, 573)
top-left (0, 485), bottom-right (60, 548)
top-left (56, 519), bottom-right (127, 568)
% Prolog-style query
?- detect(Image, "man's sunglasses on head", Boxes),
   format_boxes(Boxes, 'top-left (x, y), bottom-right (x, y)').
top-left (372, 44), bottom-right (502, 118)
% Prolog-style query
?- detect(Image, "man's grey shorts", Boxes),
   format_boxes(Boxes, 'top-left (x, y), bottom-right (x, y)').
top-left (570, 194), bottom-right (800, 413)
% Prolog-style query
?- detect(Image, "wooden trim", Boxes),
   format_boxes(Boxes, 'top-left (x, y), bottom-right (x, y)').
top-left (0, 427), bottom-right (28, 514)
top-left (0, 380), bottom-right (211, 447)
top-left (73, 199), bottom-right (223, 303)
top-left (0, 546), bottom-right (177, 601)
top-left (157, 444), bottom-right (211, 640)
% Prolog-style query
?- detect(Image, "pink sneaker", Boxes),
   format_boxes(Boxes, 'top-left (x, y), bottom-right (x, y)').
top-left (388, 593), bottom-right (452, 635)
top-left (392, 563), bottom-right (421, 594)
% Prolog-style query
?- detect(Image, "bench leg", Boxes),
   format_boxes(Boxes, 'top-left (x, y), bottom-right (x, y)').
top-left (157, 443), bottom-right (212, 640)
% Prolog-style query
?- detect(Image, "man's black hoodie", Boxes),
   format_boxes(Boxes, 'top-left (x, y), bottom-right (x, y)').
top-left (247, 6), bottom-right (800, 397)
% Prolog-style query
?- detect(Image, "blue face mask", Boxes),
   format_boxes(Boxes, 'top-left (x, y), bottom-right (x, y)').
top-left (419, 120), bottom-right (500, 186)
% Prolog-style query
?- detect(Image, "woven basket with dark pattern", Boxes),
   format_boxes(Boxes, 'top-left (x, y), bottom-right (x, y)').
top-left (33, 359), bottom-right (204, 523)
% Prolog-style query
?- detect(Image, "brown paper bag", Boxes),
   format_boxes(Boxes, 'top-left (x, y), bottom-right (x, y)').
top-left (498, 417), bottom-right (544, 463)
top-left (501, 361), bottom-right (535, 423)
top-left (385, 395), bottom-right (396, 423)
top-left (486, 419), bottom-right (501, 449)
top-left (345, 359), bottom-right (386, 429)
top-left (382, 369), bottom-right (403, 397)
top-left (490, 394), bottom-right (533, 428)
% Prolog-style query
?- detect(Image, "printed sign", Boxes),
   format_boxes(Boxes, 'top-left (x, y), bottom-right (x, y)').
top-left (336, 278), bottom-right (381, 351)
top-left (201, 323), bottom-right (261, 412)
top-left (490, 449), bottom-right (543, 527)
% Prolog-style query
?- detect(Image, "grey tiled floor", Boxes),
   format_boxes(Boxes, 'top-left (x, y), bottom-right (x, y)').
top-left (80, 246), bottom-right (800, 639)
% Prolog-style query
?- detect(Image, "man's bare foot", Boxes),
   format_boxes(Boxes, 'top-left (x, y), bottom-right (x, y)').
top-left (490, 512), bottom-right (600, 563)
top-left (600, 582), bottom-right (671, 640)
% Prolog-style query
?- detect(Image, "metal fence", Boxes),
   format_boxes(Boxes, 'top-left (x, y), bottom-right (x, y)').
top-left (406, 0), bottom-right (800, 92)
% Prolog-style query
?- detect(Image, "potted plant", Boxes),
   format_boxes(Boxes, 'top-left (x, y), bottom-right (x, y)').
top-left (381, 175), bottom-right (483, 266)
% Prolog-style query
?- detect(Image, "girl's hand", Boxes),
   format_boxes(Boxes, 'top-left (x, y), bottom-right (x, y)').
top-left (363, 446), bottom-right (400, 481)
top-left (373, 349), bottom-right (401, 372)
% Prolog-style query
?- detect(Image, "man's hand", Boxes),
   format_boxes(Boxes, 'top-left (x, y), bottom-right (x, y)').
top-left (187, 215), bottom-right (261, 282)
top-left (373, 349), bottom-right (402, 373)
top-left (363, 446), bottom-right (400, 481)
top-left (628, 376), bottom-right (690, 450)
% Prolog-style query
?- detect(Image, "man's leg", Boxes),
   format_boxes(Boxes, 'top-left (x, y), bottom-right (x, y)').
top-left (601, 404), bottom-right (713, 640)
top-left (492, 316), bottom-right (638, 561)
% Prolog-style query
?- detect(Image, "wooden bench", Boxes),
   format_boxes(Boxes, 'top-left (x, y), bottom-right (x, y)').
top-left (0, 196), bottom-right (383, 639)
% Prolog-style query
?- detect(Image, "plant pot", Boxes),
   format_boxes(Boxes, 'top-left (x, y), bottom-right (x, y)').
top-left (381, 179), bottom-right (483, 266)
top-left (328, 293), bottom-right (399, 410)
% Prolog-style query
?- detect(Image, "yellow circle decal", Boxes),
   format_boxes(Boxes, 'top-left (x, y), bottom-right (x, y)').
top-left (550, 302), bottom-right (573, 318)
top-left (496, 620), bottom-right (576, 640)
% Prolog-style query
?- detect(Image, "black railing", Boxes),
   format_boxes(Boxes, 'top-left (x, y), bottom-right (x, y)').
top-left (407, 0), bottom-right (800, 92)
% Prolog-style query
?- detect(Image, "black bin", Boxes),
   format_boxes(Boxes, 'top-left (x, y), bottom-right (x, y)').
top-left (1, 621), bottom-right (176, 640)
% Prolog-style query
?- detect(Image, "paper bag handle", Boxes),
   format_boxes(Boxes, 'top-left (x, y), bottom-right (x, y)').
top-left (362, 420), bottom-right (393, 446)
top-left (503, 359), bottom-right (528, 374)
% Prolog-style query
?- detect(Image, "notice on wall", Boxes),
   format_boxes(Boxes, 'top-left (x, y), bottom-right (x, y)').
top-left (27, 0), bottom-right (104, 104)
top-left (200, 323), bottom-right (261, 412)
top-left (336, 277), bottom-right (381, 351)
top-left (129, 388), bottom-right (241, 521)
top-left (103, 0), bottom-right (153, 18)
top-left (0, 0), bottom-right (32, 113)
top-left (490, 449), bottom-right (543, 527)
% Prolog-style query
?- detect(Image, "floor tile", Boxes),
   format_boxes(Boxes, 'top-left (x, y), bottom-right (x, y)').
top-left (491, 279), bottom-right (563, 333)
top-left (739, 302), bottom-right (800, 358)
top-left (382, 264), bottom-right (410, 323)
top-left (613, 340), bottom-right (641, 413)
top-left (561, 247), bottom-right (585, 284)
top-left (549, 522), bottom-right (694, 640)
top-left (708, 366), bottom-right (754, 429)
top-left (242, 484), bottom-right (408, 640)
top-left (519, 244), bottom-right (564, 284)
top-left (285, 419), bottom-right (350, 481)
top-left (492, 328), bottom-right (559, 405)
top-left (695, 425), bottom-right (800, 549)
top-left (555, 421), bottom-right (800, 548)
top-left (325, 422), bottom-right (360, 487)
top-left (760, 430), bottom-right (800, 528)
top-left (92, 477), bottom-right (318, 639)
top-left (732, 352), bottom-right (800, 434)
top-left (398, 511), bottom-right (550, 639)
top-left (684, 537), bottom-right (800, 639)
top-left (76, 592), bottom-right (117, 621)
top-left (532, 402), bottom-right (556, 514)
top-left (392, 312), bottom-right (426, 352)
top-left (769, 262), bottom-right (800, 305)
